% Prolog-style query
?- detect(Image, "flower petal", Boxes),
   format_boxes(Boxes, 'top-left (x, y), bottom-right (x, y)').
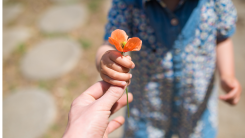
top-left (123, 37), bottom-right (142, 52)
top-left (109, 37), bottom-right (123, 52)
top-left (111, 29), bottom-right (128, 43)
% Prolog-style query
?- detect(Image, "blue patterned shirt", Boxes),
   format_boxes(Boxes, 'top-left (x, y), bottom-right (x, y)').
top-left (104, 0), bottom-right (237, 137)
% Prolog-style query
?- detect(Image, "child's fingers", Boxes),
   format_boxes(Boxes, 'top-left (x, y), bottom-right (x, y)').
top-left (125, 55), bottom-right (132, 60)
top-left (232, 85), bottom-right (241, 105)
top-left (100, 73), bottom-right (127, 87)
top-left (109, 51), bottom-right (135, 69)
top-left (234, 96), bottom-right (240, 105)
top-left (101, 66), bottom-right (132, 81)
top-left (105, 59), bottom-right (130, 73)
top-left (219, 88), bottom-right (237, 101)
top-left (219, 87), bottom-right (240, 105)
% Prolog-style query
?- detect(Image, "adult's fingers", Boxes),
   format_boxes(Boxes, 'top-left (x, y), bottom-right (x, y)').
top-left (111, 93), bottom-right (133, 114)
top-left (96, 85), bottom-right (126, 111)
top-left (109, 51), bottom-right (135, 69)
top-left (72, 81), bottom-right (110, 106)
top-left (107, 116), bottom-right (125, 134)
top-left (100, 73), bottom-right (127, 87)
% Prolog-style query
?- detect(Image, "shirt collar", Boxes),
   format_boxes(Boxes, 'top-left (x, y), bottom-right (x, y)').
top-left (142, 0), bottom-right (186, 9)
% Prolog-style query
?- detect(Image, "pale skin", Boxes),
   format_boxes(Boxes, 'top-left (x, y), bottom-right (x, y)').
top-left (96, 38), bottom-right (241, 105)
top-left (96, 43), bottom-right (134, 87)
top-left (216, 38), bottom-right (242, 105)
top-left (63, 81), bottom-right (133, 138)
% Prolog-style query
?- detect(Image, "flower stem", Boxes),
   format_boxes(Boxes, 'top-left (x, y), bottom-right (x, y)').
top-left (121, 52), bottom-right (130, 118)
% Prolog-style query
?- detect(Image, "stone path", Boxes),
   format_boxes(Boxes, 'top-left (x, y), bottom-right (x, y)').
top-left (3, 4), bottom-right (23, 25)
top-left (50, 0), bottom-right (80, 4)
top-left (3, 88), bottom-right (56, 138)
top-left (3, 27), bottom-right (32, 59)
top-left (21, 38), bottom-right (82, 80)
top-left (39, 4), bottom-right (87, 33)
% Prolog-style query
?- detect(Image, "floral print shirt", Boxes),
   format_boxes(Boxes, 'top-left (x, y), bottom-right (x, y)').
top-left (104, 0), bottom-right (237, 137)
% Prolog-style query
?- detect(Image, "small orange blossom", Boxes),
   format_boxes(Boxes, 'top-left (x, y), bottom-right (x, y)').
top-left (109, 29), bottom-right (142, 52)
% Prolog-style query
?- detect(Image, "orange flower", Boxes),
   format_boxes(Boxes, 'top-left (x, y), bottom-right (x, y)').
top-left (109, 29), bottom-right (142, 53)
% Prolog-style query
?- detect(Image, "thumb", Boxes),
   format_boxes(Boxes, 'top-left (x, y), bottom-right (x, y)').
top-left (95, 85), bottom-right (126, 111)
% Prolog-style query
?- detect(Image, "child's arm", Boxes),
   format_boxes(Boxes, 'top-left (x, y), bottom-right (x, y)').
top-left (95, 42), bottom-right (134, 87)
top-left (216, 38), bottom-right (242, 105)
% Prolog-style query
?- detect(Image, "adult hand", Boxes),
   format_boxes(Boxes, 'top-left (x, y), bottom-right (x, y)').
top-left (63, 81), bottom-right (133, 138)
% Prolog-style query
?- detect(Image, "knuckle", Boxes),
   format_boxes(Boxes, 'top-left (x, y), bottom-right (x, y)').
top-left (100, 67), bottom-right (105, 74)
top-left (107, 87), bottom-right (121, 98)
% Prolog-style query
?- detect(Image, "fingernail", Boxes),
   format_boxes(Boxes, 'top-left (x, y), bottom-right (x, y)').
top-left (131, 64), bottom-right (135, 68)
top-left (121, 81), bottom-right (126, 86)
top-left (130, 74), bottom-right (132, 78)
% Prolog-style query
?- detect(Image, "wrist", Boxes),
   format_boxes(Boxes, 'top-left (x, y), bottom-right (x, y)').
top-left (220, 74), bottom-right (235, 81)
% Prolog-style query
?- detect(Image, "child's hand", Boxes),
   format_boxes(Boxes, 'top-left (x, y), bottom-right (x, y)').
top-left (99, 50), bottom-right (135, 87)
top-left (219, 77), bottom-right (242, 105)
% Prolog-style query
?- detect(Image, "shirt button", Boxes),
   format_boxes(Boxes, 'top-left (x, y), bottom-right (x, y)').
top-left (171, 18), bottom-right (179, 26)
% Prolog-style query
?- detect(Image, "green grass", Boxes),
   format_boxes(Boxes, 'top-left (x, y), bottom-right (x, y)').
top-left (88, 0), bottom-right (102, 12)
top-left (79, 38), bottom-right (92, 49)
top-left (16, 43), bottom-right (26, 54)
top-left (38, 81), bottom-right (53, 89)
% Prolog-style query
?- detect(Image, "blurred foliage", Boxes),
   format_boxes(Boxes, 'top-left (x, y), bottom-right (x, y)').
top-left (79, 38), bottom-right (92, 49)
top-left (38, 81), bottom-right (54, 89)
top-left (88, 0), bottom-right (102, 12)
top-left (16, 43), bottom-right (26, 55)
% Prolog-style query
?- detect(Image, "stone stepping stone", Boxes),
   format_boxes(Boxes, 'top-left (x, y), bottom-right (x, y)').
top-left (3, 27), bottom-right (32, 59)
top-left (38, 5), bottom-right (88, 33)
top-left (21, 38), bottom-right (81, 80)
top-left (50, 0), bottom-right (80, 4)
top-left (3, 4), bottom-right (24, 25)
top-left (3, 88), bottom-right (56, 138)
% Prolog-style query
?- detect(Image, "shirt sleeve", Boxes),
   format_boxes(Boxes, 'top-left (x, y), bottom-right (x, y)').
top-left (215, 0), bottom-right (237, 41)
top-left (104, 0), bottom-right (133, 41)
